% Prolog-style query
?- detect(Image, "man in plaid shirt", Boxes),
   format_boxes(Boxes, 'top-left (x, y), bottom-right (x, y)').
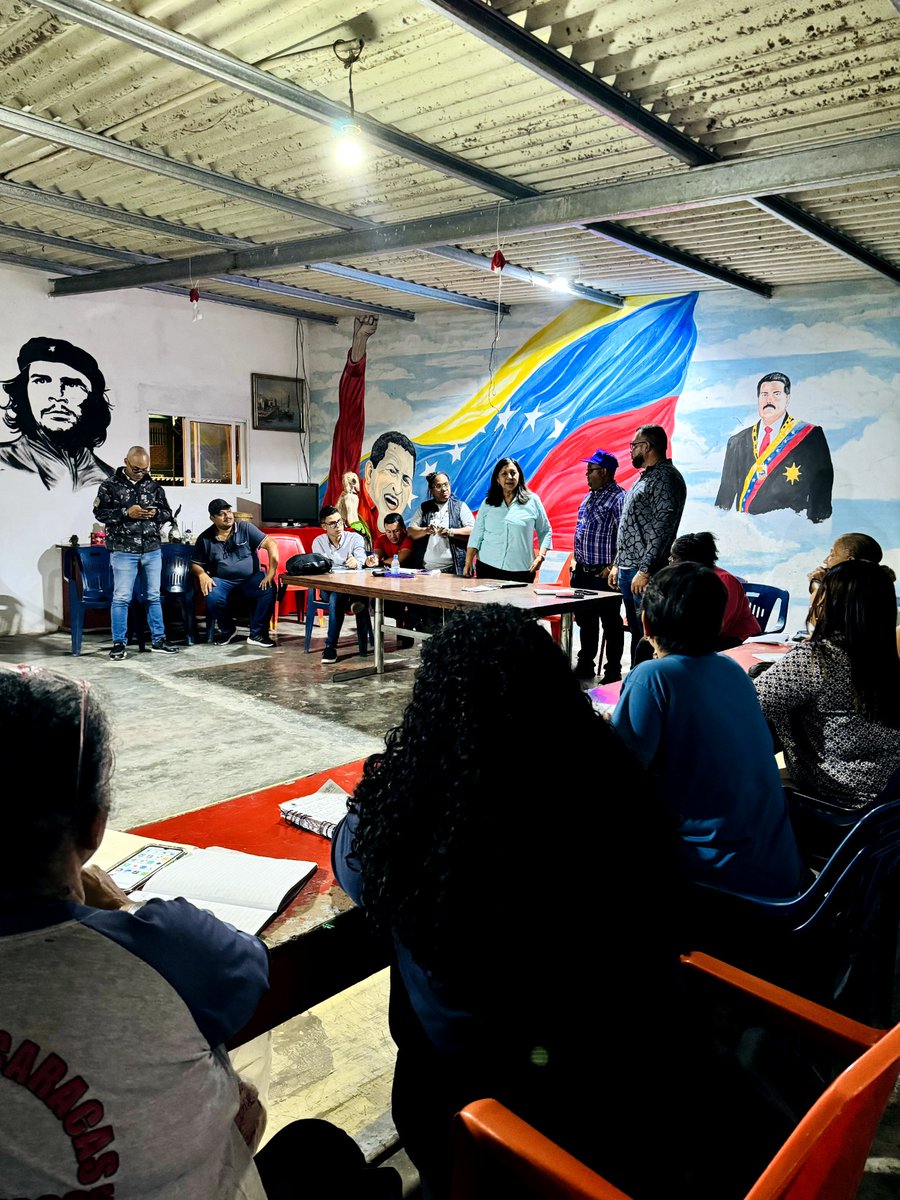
top-left (572, 449), bottom-right (625, 682)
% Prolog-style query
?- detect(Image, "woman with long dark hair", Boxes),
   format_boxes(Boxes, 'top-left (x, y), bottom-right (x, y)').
top-left (463, 456), bottom-right (551, 581)
top-left (755, 559), bottom-right (900, 807)
top-left (333, 605), bottom-right (685, 1199)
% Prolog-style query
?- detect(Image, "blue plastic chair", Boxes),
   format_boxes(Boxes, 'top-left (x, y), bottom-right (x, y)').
top-left (742, 582), bottom-right (790, 635)
top-left (64, 546), bottom-right (146, 656)
top-left (685, 797), bottom-right (900, 1026)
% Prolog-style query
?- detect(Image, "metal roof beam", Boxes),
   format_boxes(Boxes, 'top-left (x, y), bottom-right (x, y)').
top-left (0, 178), bottom-right (255, 248)
top-left (0, 222), bottom-right (418, 317)
top-left (420, 0), bottom-right (713, 168)
top-left (423, 246), bottom-right (623, 305)
top-left (28, 0), bottom-right (531, 201)
top-left (751, 196), bottom-right (900, 285)
top-left (51, 132), bottom-right (900, 296)
top-left (424, 0), bottom-right (899, 286)
top-left (308, 262), bottom-right (511, 312)
top-left (26, 0), bottom-right (754, 295)
top-left (0, 105), bottom-right (372, 230)
top-left (584, 223), bottom-right (772, 297)
top-left (0, 251), bottom-right (338, 322)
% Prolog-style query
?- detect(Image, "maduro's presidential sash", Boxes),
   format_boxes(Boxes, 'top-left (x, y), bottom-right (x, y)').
top-left (737, 415), bottom-right (815, 513)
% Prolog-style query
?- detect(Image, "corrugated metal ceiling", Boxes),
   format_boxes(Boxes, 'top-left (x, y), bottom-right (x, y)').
top-left (0, 0), bottom-right (897, 319)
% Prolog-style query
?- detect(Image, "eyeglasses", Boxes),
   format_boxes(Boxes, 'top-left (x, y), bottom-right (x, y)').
top-left (629, 440), bottom-right (649, 450)
top-left (324, 518), bottom-right (344, 528)
top-left (125, 464), bottom-right (149, 475)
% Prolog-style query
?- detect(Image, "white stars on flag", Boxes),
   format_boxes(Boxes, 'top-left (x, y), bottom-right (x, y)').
top-left (523, 405), bottom-right (543, 432)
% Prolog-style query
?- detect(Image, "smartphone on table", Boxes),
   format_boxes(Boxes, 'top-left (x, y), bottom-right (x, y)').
top-left (107, 845), bottom-right (186, 892)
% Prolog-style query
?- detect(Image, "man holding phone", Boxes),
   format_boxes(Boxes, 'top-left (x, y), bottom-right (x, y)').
top-left (93, 444), bottom-right (178, 660)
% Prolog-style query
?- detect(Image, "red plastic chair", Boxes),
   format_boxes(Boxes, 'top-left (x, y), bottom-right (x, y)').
top-left (451, 951), bottom-right (898, 1200)
top-left (264, 534), bottom-right (304, 627)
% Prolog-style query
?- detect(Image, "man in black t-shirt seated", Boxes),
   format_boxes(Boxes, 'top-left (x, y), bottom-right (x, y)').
top-left (192, 499), bottom-right (279, 647)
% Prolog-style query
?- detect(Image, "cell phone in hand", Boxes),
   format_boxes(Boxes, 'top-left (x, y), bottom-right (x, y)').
top-left (107, 844), bottom-right (185, 891)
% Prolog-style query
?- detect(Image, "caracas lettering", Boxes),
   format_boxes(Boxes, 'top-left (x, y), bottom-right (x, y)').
top-left (0, 1029), bottom-right (118, 1192)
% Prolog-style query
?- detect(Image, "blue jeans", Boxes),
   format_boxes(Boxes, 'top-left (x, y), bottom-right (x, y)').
top-left (204, 570), bottom-right (276, 638)
top-left (320, 590), bottom-right (370, 655)
top-left (617, 567), bottom-right (645, 667)
top-left (110, 549), bottom-right (165, 644)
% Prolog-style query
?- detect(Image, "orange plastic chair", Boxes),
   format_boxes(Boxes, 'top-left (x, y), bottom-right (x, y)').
top-left (451, 951), bottom-right (898, 1200)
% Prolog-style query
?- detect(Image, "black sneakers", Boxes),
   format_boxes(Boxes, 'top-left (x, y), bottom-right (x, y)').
top-left (150, 639), bottom-right (179, 654)
top-left (109, 642), bottom-right (127, 661)
top-left (214, 628), bottom-right (239, 646)
top-left (321, 649), bottom-right (337, 664)
top-left (247, 633), bottom-right (276, 649)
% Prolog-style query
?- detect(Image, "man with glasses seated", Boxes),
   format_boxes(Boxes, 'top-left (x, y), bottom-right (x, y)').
top-left (608, 425), bottom-right (686, 668)
top-left (311, 506), bottom-right (377, 665)
top-left (93, 445), bottom-right (179, 660)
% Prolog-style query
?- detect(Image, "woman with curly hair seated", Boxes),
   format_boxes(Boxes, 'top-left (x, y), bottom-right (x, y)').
top-left (755, 558), bottom-right (900, 808)
top-left (333, 605), bottom-right (687, 1200)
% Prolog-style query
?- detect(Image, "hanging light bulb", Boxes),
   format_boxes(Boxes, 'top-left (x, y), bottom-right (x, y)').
top-left (335, 117), bottom-right (363, 167)
top-left (333, 39), bottom-right (365, 168)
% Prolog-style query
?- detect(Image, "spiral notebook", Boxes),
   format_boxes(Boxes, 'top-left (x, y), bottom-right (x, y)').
top-left (279, 779), bottom-right (350, 840)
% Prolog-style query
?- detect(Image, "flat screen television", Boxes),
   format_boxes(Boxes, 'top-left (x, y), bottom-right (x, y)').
top-left (260, 482), bottom-right (320, 526)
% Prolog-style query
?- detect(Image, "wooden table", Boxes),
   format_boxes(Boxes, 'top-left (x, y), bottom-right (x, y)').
top-left (283, 569), bottom-right (606, 678)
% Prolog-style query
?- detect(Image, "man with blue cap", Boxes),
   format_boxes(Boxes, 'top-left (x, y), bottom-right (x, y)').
top-left (572, 448), bottom-right (625, 682)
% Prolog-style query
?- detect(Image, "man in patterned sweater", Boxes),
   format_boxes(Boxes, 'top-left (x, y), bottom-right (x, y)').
top-left (608, 425), bottom-right (686, 667)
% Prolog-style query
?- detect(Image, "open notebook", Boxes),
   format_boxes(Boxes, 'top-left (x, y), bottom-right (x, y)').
top-left (137, 846), bottom-right (317, 935)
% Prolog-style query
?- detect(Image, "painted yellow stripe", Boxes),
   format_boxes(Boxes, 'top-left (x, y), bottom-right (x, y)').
top-left (415, 295), bottom-right (673, 445)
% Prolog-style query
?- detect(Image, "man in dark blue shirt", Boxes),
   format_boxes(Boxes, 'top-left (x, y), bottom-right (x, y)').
top-left (192, 500), bottom-right (279, 647)
top-left (572, 448), bottom-right (625, 683)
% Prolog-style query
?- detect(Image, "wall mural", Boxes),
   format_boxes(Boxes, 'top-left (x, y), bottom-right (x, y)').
top-left (714, 371), bottom-right (833, 523)
top-left (325, 294), bottom-right (700, 544)
top-left (312, 280), bottom-right (898, 629)
top-left (0, 337), bottom-right (113, 491)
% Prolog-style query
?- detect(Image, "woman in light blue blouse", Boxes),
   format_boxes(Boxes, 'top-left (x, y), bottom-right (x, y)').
top-left (464, 457), bottom-right (552, 581)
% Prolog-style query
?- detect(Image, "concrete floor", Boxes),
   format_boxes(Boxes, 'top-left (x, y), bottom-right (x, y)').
top-left (1, 619), bottom-right (897, 1195)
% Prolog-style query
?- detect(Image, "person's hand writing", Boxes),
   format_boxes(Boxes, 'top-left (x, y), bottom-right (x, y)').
top-left (78, 865), bottom-right (132, 910)
top-left (631, 570), bottom-right (650, 595)
top-left (345, 554), bottom-right (359, 569)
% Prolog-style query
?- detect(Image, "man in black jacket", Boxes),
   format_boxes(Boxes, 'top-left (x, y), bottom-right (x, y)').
top-left (93, 445), bottom-right (178, 660)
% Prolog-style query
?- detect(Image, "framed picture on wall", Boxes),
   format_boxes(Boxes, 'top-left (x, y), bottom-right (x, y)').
top-left (251, 374), bottom-right (306, 433)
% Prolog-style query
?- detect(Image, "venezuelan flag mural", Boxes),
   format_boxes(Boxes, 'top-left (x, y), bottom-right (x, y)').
top-left (405, 292), bottom-right (698, 545)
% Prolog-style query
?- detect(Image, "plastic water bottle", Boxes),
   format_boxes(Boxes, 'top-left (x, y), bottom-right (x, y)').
top-left (390, 554), bottom-right (400, 575)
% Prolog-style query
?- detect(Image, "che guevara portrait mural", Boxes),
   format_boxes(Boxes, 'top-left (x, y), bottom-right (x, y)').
top-left (0, 336), bottom-right (113, 491)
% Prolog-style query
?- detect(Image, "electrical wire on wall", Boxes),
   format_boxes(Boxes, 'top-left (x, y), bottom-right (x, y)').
top-left (294, 317), bottom-right (311, 483)
top-left (487, 200), bottom-right (507, 412)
